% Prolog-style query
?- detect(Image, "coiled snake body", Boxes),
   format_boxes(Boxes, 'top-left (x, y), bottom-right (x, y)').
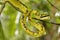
top-left (0, 0), bottom-right (50, 37)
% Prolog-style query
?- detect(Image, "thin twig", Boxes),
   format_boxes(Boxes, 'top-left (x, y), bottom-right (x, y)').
top-left (47, 0), bottom-right (60, 11)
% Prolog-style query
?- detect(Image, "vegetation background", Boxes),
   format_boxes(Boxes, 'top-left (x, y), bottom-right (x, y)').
top-left (0, 0), bottom-right (60, 40)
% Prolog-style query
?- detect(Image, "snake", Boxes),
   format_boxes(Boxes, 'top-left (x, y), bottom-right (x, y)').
top-left (0, 0), bottom-right (50, 37)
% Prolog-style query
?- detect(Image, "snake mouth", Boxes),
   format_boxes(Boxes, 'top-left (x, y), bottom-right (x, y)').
top-left (40, 15), bottom-right (50, 20)
top-left (40, 15), bottom-right (49, 18)
top-left (33, 15), bottom-right (50, 20)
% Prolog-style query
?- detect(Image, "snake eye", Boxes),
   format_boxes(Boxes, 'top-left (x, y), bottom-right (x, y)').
top-left (17, 0), bottom-right (19, 1)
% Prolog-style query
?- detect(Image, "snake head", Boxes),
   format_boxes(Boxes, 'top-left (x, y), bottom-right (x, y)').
top-left (30, 10), bottom-right (50, 20)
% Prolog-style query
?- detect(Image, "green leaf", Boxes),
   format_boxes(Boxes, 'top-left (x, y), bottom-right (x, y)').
top-left (0, 21), bottom-right (5, 40)
top-left (1, 3), bottom-right (17, 40)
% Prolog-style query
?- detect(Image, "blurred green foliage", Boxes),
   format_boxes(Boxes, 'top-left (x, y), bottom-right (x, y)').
top-left (0, 0), bottom-right (60, 40)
